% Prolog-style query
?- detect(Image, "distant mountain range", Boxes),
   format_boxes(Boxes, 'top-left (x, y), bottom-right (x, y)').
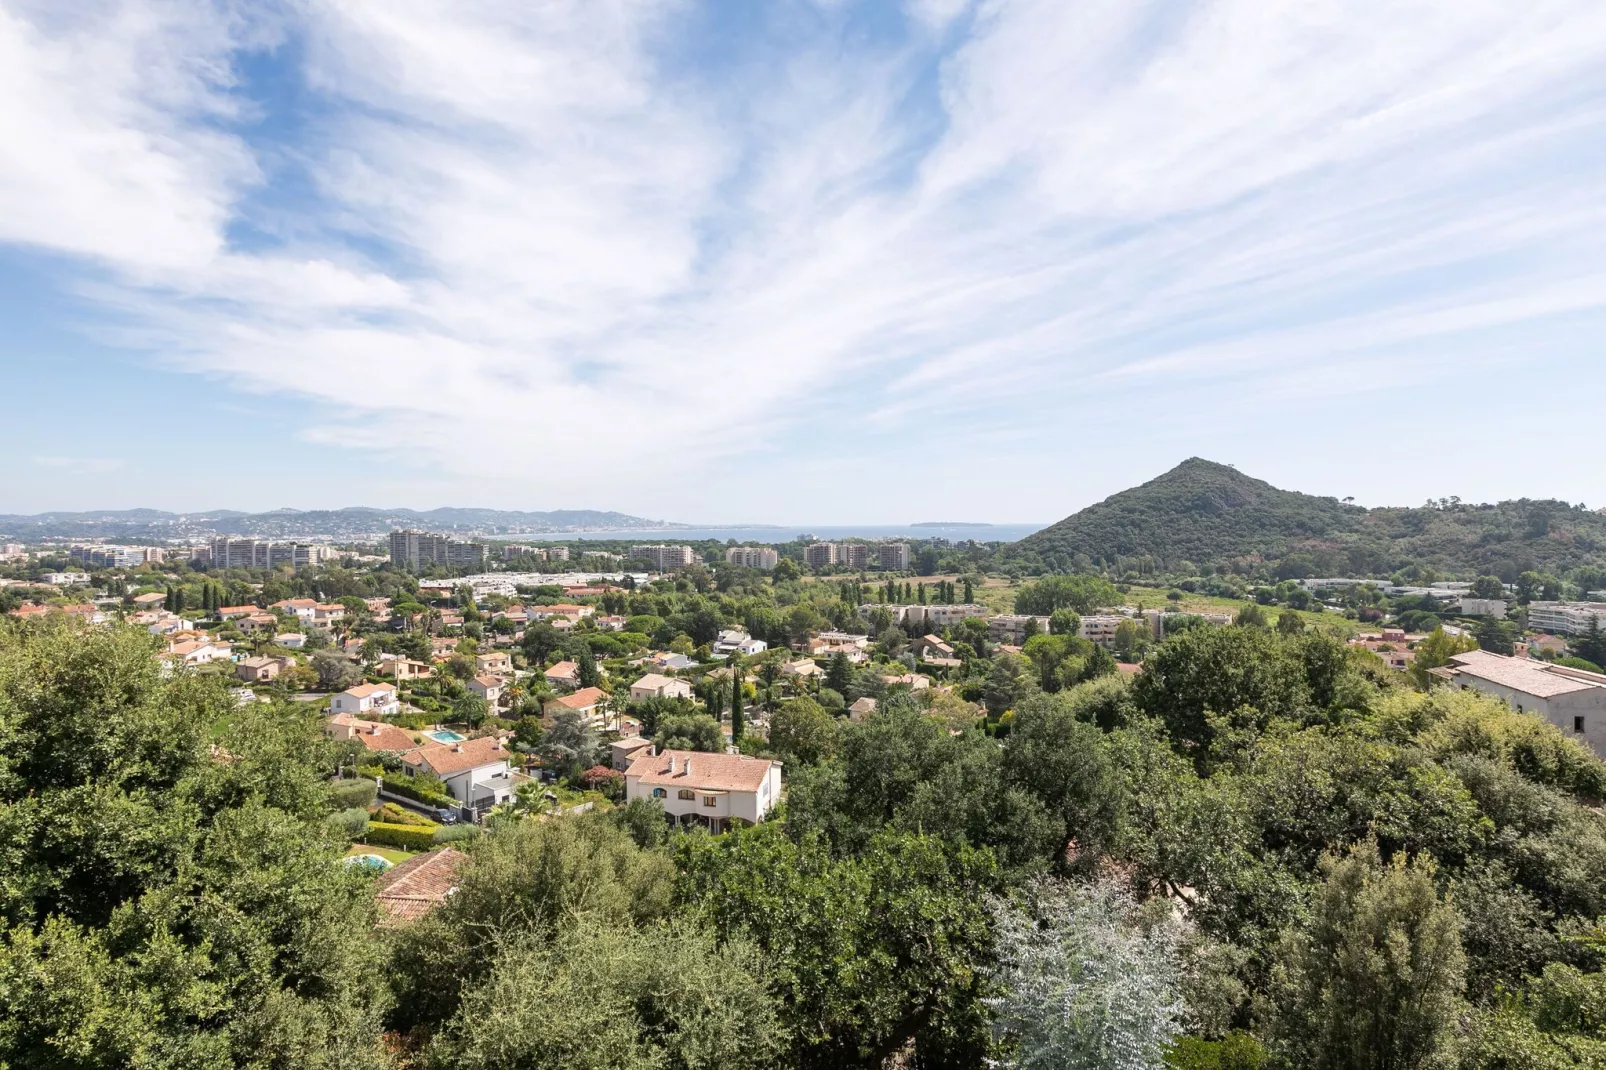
top-left (1008, 458), bottom-right (1606, 578)
top-left (0, 507), bottom-right (680, 542)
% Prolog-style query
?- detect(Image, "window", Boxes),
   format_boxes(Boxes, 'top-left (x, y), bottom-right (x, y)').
top-left (1576, 716), bottom-right (1587, 734)
top-left (651, 788), bottom-right (666, 799)
top-left (678, 789), bottom-right (695, 800)
top-left (703, 795), bottom-right (718, 808)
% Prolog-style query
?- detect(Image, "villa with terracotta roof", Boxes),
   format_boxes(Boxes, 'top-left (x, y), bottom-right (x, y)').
top-left (325, 713), bottom-right (418, 754)
top-left (544, 660), bottom-right (581, 688)
top-left (624, 747), bottom-right (781, 833)
top-left (545, 685), bottom-right (608, 726)
top-left (373, 847), bottom-right (466, 927)
top-left (1435, 649), bottom-right (1606, 756)
top-left (402, 735), bottom-right (518, 811)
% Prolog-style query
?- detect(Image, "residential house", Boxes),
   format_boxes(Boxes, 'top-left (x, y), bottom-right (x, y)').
top-left (651, 652), bottom-right (698, 671)
top-left (782, 658), bottom-right (822, 680)
top-left (545, 660), bottom-right (581, 688)
top-left (848, 696), bottom-right (878, 721)
top-left (596, 615), bottom-right (628, 631)
top-left (313, 603), bottom-right (346, 625)
top-left (629, 672), bottom-right (694, 702)
top-left (270, 598), bottom-right (319, 622)
top-left (475, 651), bottom-right (513, 675)
top-left (1433, 649), bottom-right (1606, 756)
top-left (364, 597), bottom-right (392, 616)
top-left (331, 682), bottom-right (400, 717)
top-left (378, 655), bottom-right (433, 681)
top-left (714, 629), bottom-right (767, 657)
top-left (236, 612), bottom-right (279, 634)
top-left (611, 735), bottom-right (655, 770)
top-left (325, 713), bottom-right (418, 753)
top-left (277, 632), bottom-right (308, 649)
top-left (530, 603), bottom-right (595, 621)
top-left (545, 686), bottom-right (608, 727)
top-left (374, 847), bottom-right (467, 927)
top-left (882, 672), bottom-right (931, 692)
top-left (402, 735), bottom-right (518, 812)
top-left (236, 655), bottom-right (293, 683)
top-left (131, 591), bottom-right (168, 611)
top-left (624, 748), bottom-right (782, 832)
top-left (467, 674), bottom-right (508, 708)
top-left (218, 605), bottom-right (258, 620)
top-left (430, 638), bottom-right (459, 660)
top-left (913, 635), bottom-right (955, 660)
top-left (161, 638), bottom-right (233, 667)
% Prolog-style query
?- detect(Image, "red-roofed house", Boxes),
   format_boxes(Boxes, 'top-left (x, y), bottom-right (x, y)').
top-left (402, 735), bottom-right (518, 811)
top-left (373, 847), bottom-right (466, 927)
top-left (624, 748), bottom-right (781, 832)
top-left (325, 713), bottom-right (418, 753)
top-left (545, 686), bottom-right (608, 727)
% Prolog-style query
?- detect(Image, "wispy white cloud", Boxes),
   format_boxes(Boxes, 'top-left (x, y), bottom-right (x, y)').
top-left (3, 0), bottom-right (1606, 516)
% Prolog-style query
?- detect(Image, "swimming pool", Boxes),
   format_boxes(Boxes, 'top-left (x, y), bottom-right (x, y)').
top-left (427, 729), bottom-right (467, 743)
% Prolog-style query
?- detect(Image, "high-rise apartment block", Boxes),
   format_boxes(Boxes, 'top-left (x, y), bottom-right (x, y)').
top-left (211, 538), bottom-right (339, 570)
top-left (876, 543), bottom-right (909, 570)
top-left (629, 544), bottom-right (696, 570)
top-left (388, 530), bottom-right (487, 569)
top-left (803, 542), bottom-right (837, 568)
top-left (70, 545), bottom-right (166, 568)
top-left (725, 546), bottom-right (779, 569)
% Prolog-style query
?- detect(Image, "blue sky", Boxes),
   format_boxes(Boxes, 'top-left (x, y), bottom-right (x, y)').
top-left (4, 0), bottom-right (1606, 523)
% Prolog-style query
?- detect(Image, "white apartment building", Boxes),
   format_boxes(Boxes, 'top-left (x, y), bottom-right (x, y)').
top-left (388, 530), bottom-right (486, 569)
top-left (725, 546), bottom-right (780, 569)
top-left (210, 538), bottom-right (337, 570)
top-left (1435, 649), bottom-right (1606, 756)
top-left (988, 614), bottom-right (1054, 643)
top-left (1527, 602), bottom-right (1606, 636)
top-left (838, 543), bottom-right (870, 570)
top-left (1079, 614), bottom-right (1129, 647)
top-left (42, 572), bottom-right (91, 586)
top-left (855, 603), bottom-right (990, 630)
top-left (625, 748), bottom-right (782, 832)
top-left (1458, 597), bottom-right (1509, 619)
top-left (630, 544), bottom-right (696, 570)
top-left (876, 543), bottom-right (910, 570)
top-left (0, 544), bottom-right (25, 561)
top-left (803, 542), bottom-right (837, 568)
top-left (71, 545), bottom-right (165, 568)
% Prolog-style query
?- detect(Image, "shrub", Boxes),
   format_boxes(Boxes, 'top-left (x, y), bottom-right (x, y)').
top-left (327, 807), bottom-right (371, 842)
top-left (433, 824), bottom-right (481, 844)
top-left (383, 774), bottom-right (453, 807)
top-left (378, 802), bottom-right (435, 826)
top-left (327, 778), bottom-right (378, 811)
top-left (364, 821), bottom-right (440, 852)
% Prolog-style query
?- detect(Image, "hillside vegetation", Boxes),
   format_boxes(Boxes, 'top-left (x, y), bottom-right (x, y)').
top-left (1008, 458), bottom-right (1606, 579)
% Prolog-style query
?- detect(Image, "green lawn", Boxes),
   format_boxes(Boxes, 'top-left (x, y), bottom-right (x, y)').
top-left (345, 843), bottom-right (414, 865)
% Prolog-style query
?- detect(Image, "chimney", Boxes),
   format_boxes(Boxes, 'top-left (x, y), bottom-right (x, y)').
top-left (667, 756), bottom-right (676, 774)
top-left (453, 743), bottom-right (463, 753)
top-left (681, 757), bottom-right (690, 777)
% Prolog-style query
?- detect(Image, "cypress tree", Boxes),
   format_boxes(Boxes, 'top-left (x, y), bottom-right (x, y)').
top-left (163, 586), bottom-right (174, 613)
top-left (730, 663), bottom-right (744, 742)
top-left (964, 578), bottom-right (974, 604)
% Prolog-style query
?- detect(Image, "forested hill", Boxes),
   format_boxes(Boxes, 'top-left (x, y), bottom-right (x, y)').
top-left (1008, 458), bottom-right (1606, 578)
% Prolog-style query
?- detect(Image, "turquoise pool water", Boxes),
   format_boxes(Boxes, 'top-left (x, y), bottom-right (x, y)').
top-left (428, 729), bottom-right (466, 743)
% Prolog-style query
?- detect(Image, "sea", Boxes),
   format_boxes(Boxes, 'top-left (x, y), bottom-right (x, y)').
top-left (501, 523), bottom-right (1048, 545)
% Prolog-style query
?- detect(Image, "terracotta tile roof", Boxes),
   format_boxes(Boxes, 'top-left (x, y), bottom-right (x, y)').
top-left (471, 674), bottom-right (505, 688)
top-left (272, 598), bottom-right (318, 609)
top-left (631, 672), bottom-right (680, 691)
top-left (546, 660), bottom-right (579, 678)
top-left (1447, 649), bottom-right (1605, 698)
top-left (329, 713), bottom-right (417, 752)
top-left (374, 847), bottom-right (466, 927)
top-left (625, 748), bottom-right (776, 793)
top-left (551, 686), bottom-right (606, 710)
top-left (404, 734), bottom-right (512, 776)
top-left (342, 683), bottom-right (397, 699)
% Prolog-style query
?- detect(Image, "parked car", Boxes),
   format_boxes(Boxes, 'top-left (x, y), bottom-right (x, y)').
top-left (435, 807), bottom-right (458, 824)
